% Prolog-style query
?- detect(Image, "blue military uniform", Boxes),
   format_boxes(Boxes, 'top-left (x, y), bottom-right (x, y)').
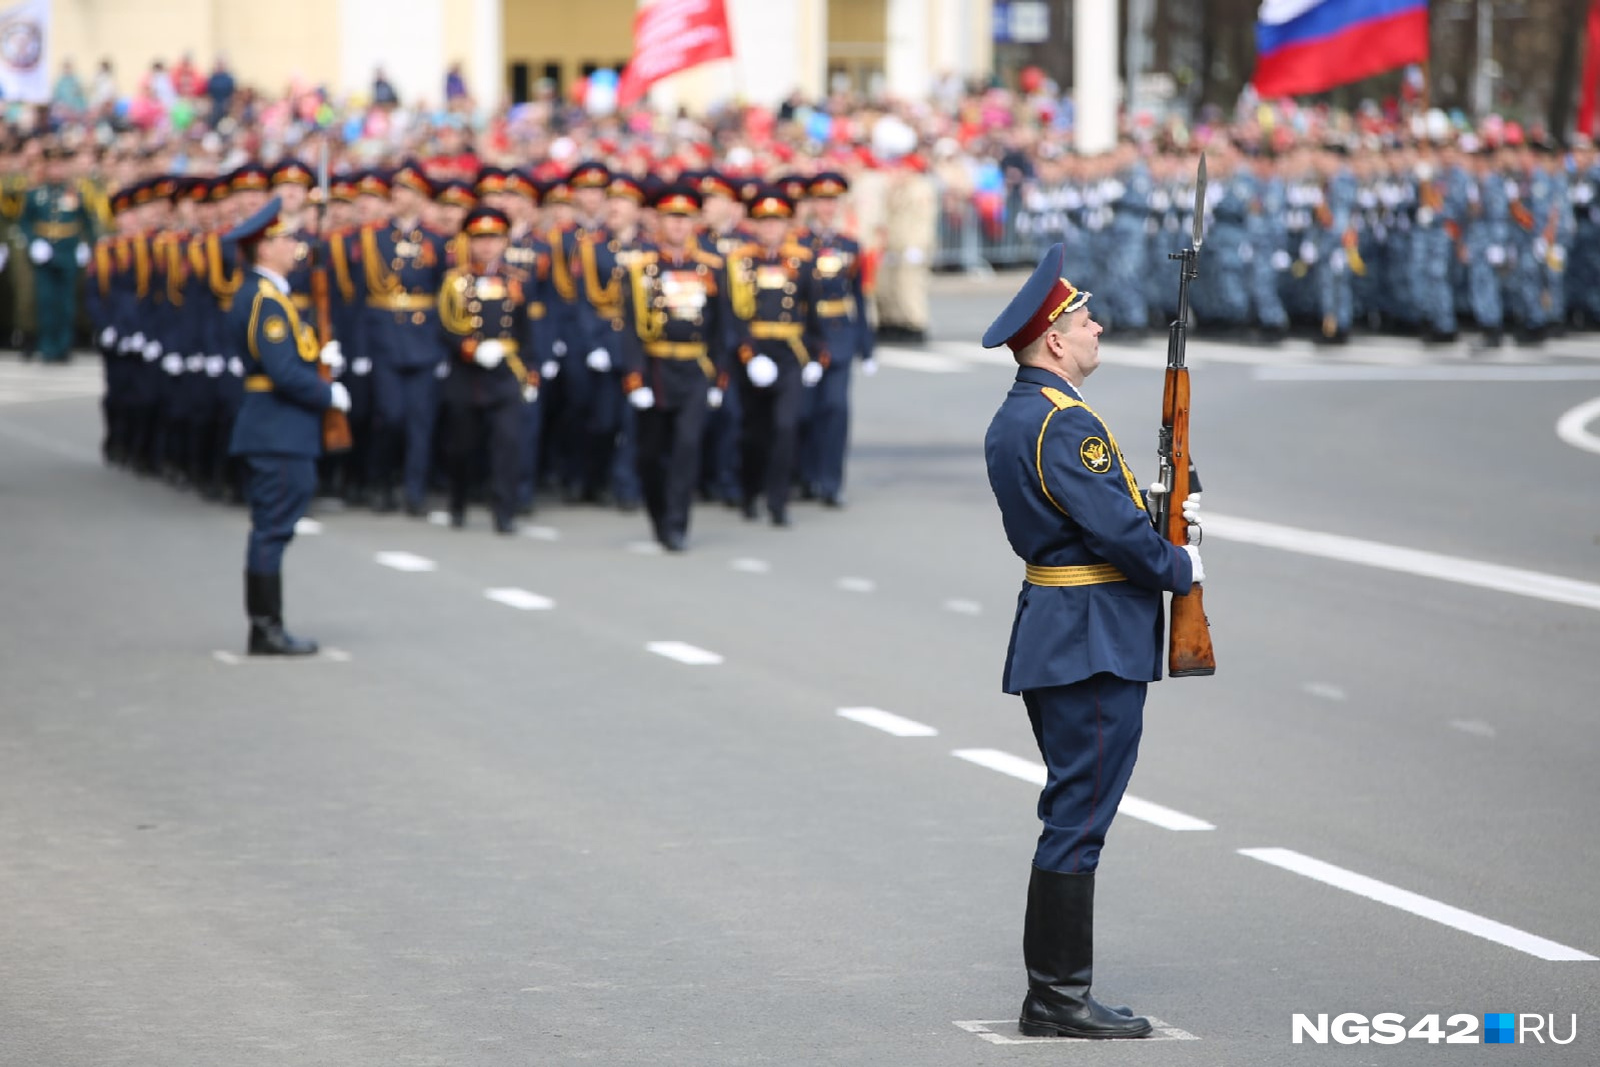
top-left (981, 243), bottom-right (1196, 1042)
top-left (227, 197), bottom-right (342, 656)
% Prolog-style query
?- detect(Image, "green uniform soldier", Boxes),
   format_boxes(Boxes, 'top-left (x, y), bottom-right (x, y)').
top-left (20, 145), bottom-right (94, 362)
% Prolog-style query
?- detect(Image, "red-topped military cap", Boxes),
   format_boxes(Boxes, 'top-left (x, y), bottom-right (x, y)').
top-left (778, 175), bottom-right (810, 203)
top-left (695, 170), bottom-right (738, 200)
top-left (981, 243), bottom-right (1090, 353)
top-left (652, 183), bottom-right (702, 216)
top-left (435, 180), bottom-right (477, 210)
top-left (229, 164), bottom-right (271, 194)
top-left (747, 186), bottom-right (794, 220)
top-left (271, 159), bottom-right (314, 187)
top-left (474, 166), bottom-right (509, 198)
top-left (607, 174), bottom-right (646, 203)
top-left (808, 171), bottom-right (849, 198)
top-left (567, 160), bottom-right (612, 190)
top-left (357, 170), bottom-right (391, 198)
top-left (540, 178), bottom-right (572, 206)
top-left (392, 160), bottom-right (433, 198)
top-left (505, 169), bottom-right (538, 201)
top-left (329, 175), bottom-right (358, 203)
top-left (462, 205), bottom-right (511, 237)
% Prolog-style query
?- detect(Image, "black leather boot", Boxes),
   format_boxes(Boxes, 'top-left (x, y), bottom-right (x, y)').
top-left (245, 572), bottom-right (319, 656)
top-left (1019, 867), bottom-right (1152, 1039)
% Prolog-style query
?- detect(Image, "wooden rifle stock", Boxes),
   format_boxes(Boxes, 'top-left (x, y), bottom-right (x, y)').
top-left (311, 251), bottom-right (352, 454)
top-left (1160, 360), bottom-right (1215, 677)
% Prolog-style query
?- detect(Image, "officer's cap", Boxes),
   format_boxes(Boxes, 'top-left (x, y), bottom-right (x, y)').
top-left (111, 187), bottom-right (135, 214)
top-left (808, 172), bottom-right (850, 198)
top-left (229, 163), bottom-right (272, 194)
top-left (747, 186), bottom-right (795, 220)
top-left (271, 159), bottom-right (315, 187)
top-left (392, 160), bottom-right (433, 198)
top-left (540, 178), bottom-right (573, 206)
top-left (474, 166), bottom-right (509, 198)
top-left (435, 180), bottom-right (477, 210)
top-left (505, 169), bottom-right (539, 201)
top-left (607, 174), bottom-right (647, 204)
top-left (462, 205), bottom-right (511, 238)
top-left (695, 170), bottom-right (738, 201)
top-left (778, 175), bottom-right (810, 203)
top-left (131, 181), bottom-right (158, 207)
top-left (653, 183), bottom-right (702, 216)
top-left (356, 170), bottom-right (391, 198)
top-left (567, 160), bottom-right (612, 190)
top-left (180, 177), bottom-right (210, 203)
top-left (152, 175), bottom-right (179, 200)
top-left (329, 175), bottom-right (358, 203)
top-left (223, 195), bottom-right (293, 246)
top-left (981, 243), bottom-right (1091, 352)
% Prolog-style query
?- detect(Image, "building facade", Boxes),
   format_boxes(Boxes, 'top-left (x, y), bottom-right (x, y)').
top-left (49, 0), bottom-right (994, 111)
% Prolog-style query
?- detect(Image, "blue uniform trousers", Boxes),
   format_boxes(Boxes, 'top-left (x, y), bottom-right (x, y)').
top-left (370, 363), bottom-right (440, 507)
top-left (245, 455), bottom-right (317, 575)
top-left (1024, 673), bottom-right (1146, 874)
top-left (799, 332), bottom-right (855, 498)
top-left (700, 377), bottom-right (742, 503)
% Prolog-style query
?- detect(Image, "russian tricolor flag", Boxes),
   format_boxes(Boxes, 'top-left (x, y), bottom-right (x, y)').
top-left (1253, 0), bottom-right (1429, 98)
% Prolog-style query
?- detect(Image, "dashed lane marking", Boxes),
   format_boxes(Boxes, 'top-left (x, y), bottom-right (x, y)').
top-left (484, 588), bottom-right (555, 611)
top-left (1555, 395), bottom-right (1600, 456)
top-left (628, 540), bottom-right (663, 556)
top-left (521, 525), bottom-right (561, 542)
top-left (646, 641), bottom-right (724, 666)
top-left (294, 518), bottom-right (323, 535)
top-left (836, 707), bottom-right (938, 737)
top-left (943, 598), bottom-right (983, 615)
top-left (954, 1018), bottom-right (1199, 1044)
top-left (428, 510), bottom-right (452, 526)
top-left (211, 647), bottom-right (350, 664)
top-left (1257, 364), bottom-right (1600, 383)
top-left (1239, 847), bottom-right (1597, 962)
top-left (1206, 513), bottom-right (1600, 613)
top-left (1302, 682), bottom-right (1347, 701)
top-left (951, 749), bottom-right (1215, 831)
top-left (731, 558), bottom-right (772, 573)
top-left (837, 577), bottom-right (876, 593)
top-left (1449, 719), bottom-right (1497, 739)
top-left (375, 551), bottom-right (438, 573)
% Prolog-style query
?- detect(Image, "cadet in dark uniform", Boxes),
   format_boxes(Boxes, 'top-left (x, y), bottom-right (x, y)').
top-left (727, 187), bottom-right (828, 527)
top-left (436, 206), bottom-right (540, 534)
top-left (982, 245), bottom-right (1202, 1039)
top-left (227, 197), bottom-right (351, 655)
top-left (20, 145), bottom-right (94, 362)
top-left (617, 183), bottom-right (732, 551)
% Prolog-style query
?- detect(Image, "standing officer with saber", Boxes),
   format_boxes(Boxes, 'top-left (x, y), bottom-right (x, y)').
top-left (981, 233), bottom-right (1205, 1035)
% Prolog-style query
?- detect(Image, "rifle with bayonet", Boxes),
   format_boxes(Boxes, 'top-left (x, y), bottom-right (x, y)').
top-left (1151, 154), bottom-right (1215, 677)
top-left (312, 141), bottom-right (352, 454)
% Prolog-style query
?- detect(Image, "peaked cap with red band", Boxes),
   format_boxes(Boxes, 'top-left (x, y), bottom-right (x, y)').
top-left (981, 243), bottom-right (1090, 353)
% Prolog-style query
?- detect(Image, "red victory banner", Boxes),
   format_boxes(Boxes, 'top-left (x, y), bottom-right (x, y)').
top-left (617, 0), bottom-right (735, 107)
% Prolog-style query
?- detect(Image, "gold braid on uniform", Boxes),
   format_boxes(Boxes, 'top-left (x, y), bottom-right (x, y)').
top-left (133, 235), bottom-right (151, 299)
top-left (436, 268), bottom-right (475, 337)
top-left (630, 256), bottom-right (665, 345)
top-left (579, 237), bottom-right (621, 312)
top-left (728, 247), bottom-right (756, 321)
top-left (361, 226), bottom-right (403, 298)
top-left (93, 240), bottom-right (113, 297)
top-left (161, 234), bottom-right (186, 306)
top-left (329, 233), bottom-right (356, 303)
top-left (207, 233), bottom-right (243, 306)
top-left (550, 231), bottom-right (576, 301)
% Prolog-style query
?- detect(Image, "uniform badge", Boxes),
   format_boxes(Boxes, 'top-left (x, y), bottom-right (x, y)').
top-left (1079, 436), bottom-right (1112, 473)
top-left (263, 316), bottom-right (289, 343)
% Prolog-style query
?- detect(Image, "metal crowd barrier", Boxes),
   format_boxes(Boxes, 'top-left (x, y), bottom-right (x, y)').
top-left (933, 186), bottom-right (1046, 274)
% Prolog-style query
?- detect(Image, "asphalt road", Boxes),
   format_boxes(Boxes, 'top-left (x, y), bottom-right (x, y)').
top-left (2, 291), bottom-right (1598, 1065)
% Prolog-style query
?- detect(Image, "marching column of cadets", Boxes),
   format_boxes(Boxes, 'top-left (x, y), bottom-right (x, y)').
top-left (82, 160), bottom-right (879, 551)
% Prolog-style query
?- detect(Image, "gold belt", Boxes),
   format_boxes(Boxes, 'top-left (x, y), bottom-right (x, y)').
top-left (814, 298), bottom-right (854, 319)
top-left (750, 321), bottom-right (803, 340)
top-left (290, 293), bottom-right (313, 310)
top-left (1024, 563), bottom-right (1126, 587)
top-left (369, 292), bottom-right (435, 312)
top-left (244, 374), bottom-right (273, 393)
top-left (645, 341), bottom-right (707, 360)
top-left (34, 222), bottom-right (81, 240)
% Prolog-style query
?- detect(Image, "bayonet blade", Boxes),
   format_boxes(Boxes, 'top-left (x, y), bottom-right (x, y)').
top-left (1192, 153), bottom-right (1207, 250)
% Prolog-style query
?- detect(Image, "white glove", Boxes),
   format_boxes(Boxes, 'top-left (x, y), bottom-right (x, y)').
top-left (434, 361), bottom-right (450, 380)
top-left (204, 355), bottom-right (225, 377)
top-left (1183, 544), bottom-right (1205, 584)
top-left (541, 359), bottom-right (561, 380)
top-left (184, 354), bottom-right (204, 373)
top-left (28, 238), bottom-right (50, 265)
top-left (522, 383), bottom-right (539, 403)
top-left (328, 382), bottom-right (352, 412)
top-left (1271, 249), bottom-right (1292, 271)
top-left (98, 325), bottom-right (117, 349)
top-left (351, 356), bottom-right (372, 377)
top-left (707, 386), bottom-right (724, 410)
top-left (859, 357), bottom-right (878, 377)
top-left (161, 353), bottom-right (183, 376)
top-left (627, 386), bottom-right (655, 410)
top-left (1299, 240), bottom-right (1318, 265)
top-left (1181, 492), bottom-right (1201, 525)
top-left (746, 353), bottom-right (778, 388)
top-left (801, 360), bottom-right (824, 387)
top-left (319, 340), bottom-right (344, 373)
top-left (130, 331), bottom-right (146, 351)
top-left (142, 339), bottom-right (163, 362)
top-left (228, 357), bottom-right (245, 378)
top-left (75, 243), bottom-right (90, 268)
top-left (475, 339), bottom-right (506, 369)
top-left (552, 339), bottom-right (568, 358)
top-left (586, 347), bottom-right (611, 372)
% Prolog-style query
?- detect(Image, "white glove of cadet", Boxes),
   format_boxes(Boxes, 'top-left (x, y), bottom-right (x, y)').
top-left (1183, 544), bottom-right (1205, 584)
top-left (522, 383), bottom-right (539, 403)
top-left (28, 238), bottom-right (51, 265)
top-left (141, 339), bottom-right (163, 362)
top-left (75, 243), bottom-right (90, 268)
top-left (707, 386), bottom-right (724, 410)
top-left (1181, 492), bottom-right (1201, 525)
top-left (586, 347), bottom-right (612, 372)
top-left (552, 339), bottom-right (568, 358)
top-left (475, 339), bottom-right (506, 369)
top-left (98, 325), bottom-right (117, 349)
top-left (319, 339), bottom-right (344, 373)
top-left (129, 331), bottom-right (146, 351)
top-left (801, 360), bottom-right (824, 387)
top-left (541, 359), bottom-right (561, 380)
top-left (328, 382), bottom-right (352, 412)
top-left (161, 353), bottom-right (183, 376)
top-left (627, 386), bottom-right (655, 410)
top-left (746, 353), bottom-right (779, 388)
top-left (859, 357), bottom-right (879, 377)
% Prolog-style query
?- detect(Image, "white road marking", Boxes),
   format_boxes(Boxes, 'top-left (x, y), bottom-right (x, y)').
top-left (484, 587), bottom-right (555, 611)
top-left (943, 598), bottom-right (983, 615)
top-left (212, 650), bottom-right (240, 665)
top-left (1206, 513), bottom-right (1600, 612)
top-left (837, 577), bottom-right (877, 593)
top-left (1256, 364), bottom-right (1600, 382)
top-left (1239, 847), bottom-right (1598, 962)
top-left (375, 551), bottom-right (437, 573)
top-left (1450, 719), bottom-right (1497, 739)
top-left (293, 518), bottom-right (323, 535)
top-left (1302, 682), bottom-right (1347, 702)
top-left (836, 707), bottom-right (939, 737)
top-left (428, 510), bottom-right (452, 526)
top-left (628, 540), bottom-right (664, 555)
top-left (323, 648), bottom-right (352, 662)
top-left (954, 1018), bottom-right (1199, 1044)
top-left (731, 558), bottom-right (772, 574)
top-left (521, 525), bottom-right (561, 542)
top-left (950, 749), bottom-right (1214, 830)
top-left (875, 350), bottom-right (969, 374)
top-left (646, 641), bottom-right (724, 666)
top-left (1555, 395), bottom-right (1600, 456)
